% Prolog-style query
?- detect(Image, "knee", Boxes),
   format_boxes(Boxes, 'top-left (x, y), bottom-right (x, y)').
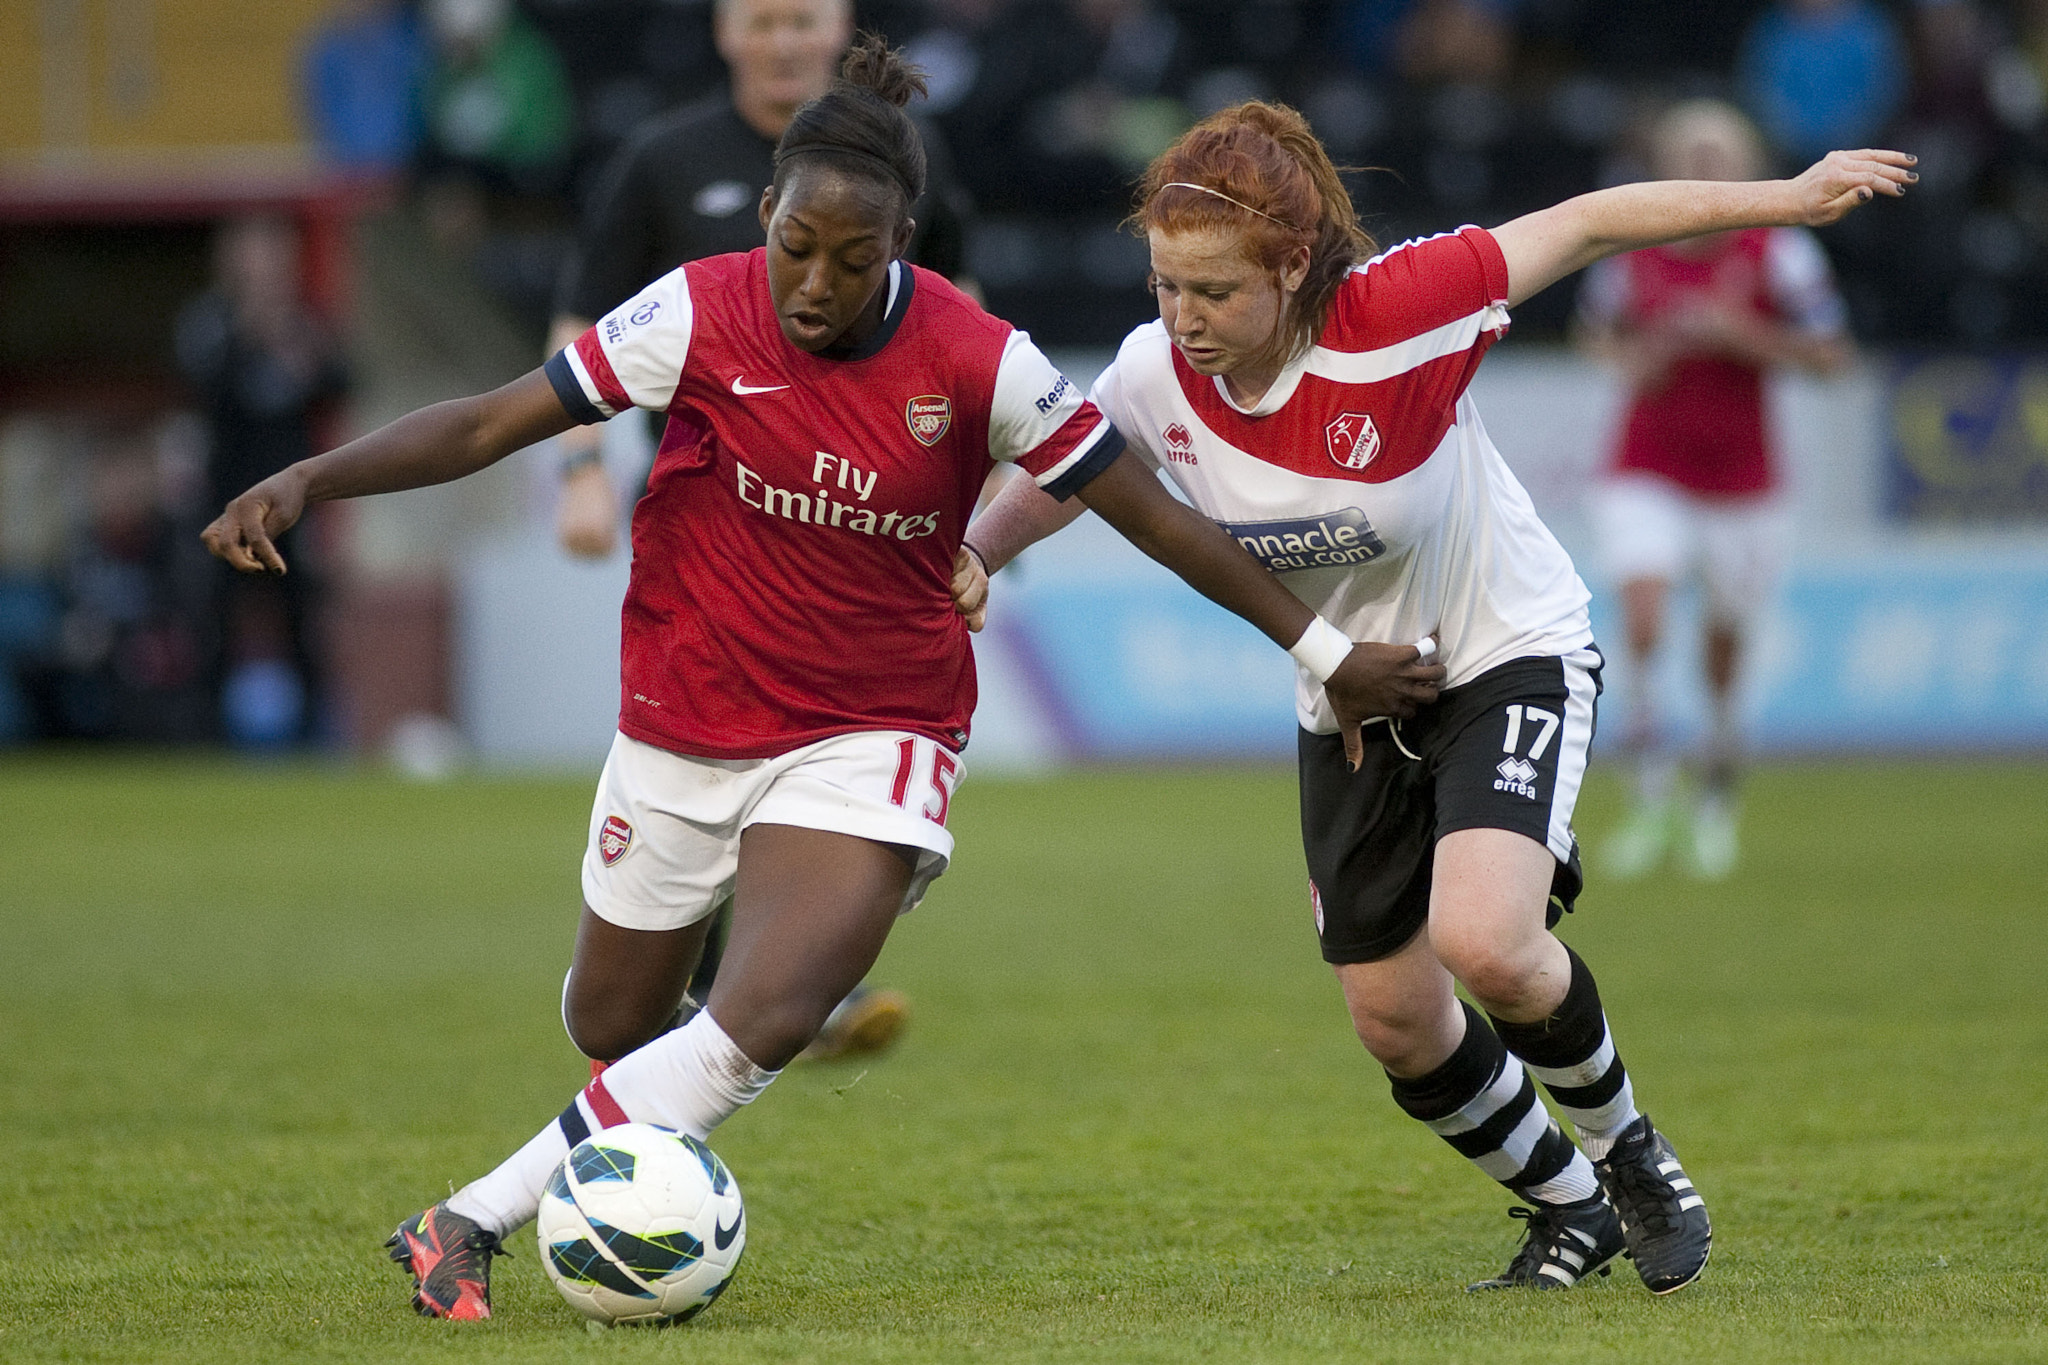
top-left (1433, 932), bottom-right (1548, 1017)
top-left (1347, 995), bottom-right (1454, 1076)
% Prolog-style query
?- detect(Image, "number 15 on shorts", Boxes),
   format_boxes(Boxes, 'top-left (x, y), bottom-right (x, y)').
top-left (889, 737), bottom-right (959, 825)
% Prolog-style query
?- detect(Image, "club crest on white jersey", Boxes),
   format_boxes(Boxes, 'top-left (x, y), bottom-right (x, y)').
top-left (1326, 411), bottom-right (1380, 470)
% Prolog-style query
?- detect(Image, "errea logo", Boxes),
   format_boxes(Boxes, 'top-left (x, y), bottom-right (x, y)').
top-left (1326, 412), bottom-right (1380, 471)
top-left (1494, 756), bottom-right (1539, 799)
top-left (1163, 422), bottom-right (1196, 464)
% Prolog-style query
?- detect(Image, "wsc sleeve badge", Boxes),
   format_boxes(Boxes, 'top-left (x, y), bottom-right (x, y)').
top-left (598, 815), bottom-right (634, 865)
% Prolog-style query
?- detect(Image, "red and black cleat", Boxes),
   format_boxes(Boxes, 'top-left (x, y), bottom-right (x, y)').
top-left (386, 1201), bottom-right (505, 1320)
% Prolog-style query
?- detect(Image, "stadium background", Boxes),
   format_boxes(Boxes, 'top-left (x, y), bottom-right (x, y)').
top-left (3, 0), bottom-right (2047, 764)
top-left (2, 6), bottom-right (2046, 1362)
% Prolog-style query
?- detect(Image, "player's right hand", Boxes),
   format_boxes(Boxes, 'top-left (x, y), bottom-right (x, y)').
top-left (1324, 640), bottom-right (1446, 771)
top-left (558, 461), bottom-right (620, 559)
top-left (201, 468), bottom-right (308, 574)
top-left (950, 545), bottom-right (988, 632)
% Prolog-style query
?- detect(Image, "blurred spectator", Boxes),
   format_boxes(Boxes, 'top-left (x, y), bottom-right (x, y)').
top-left (1396, 0), bottom-right (1519, 86)
top-left (176, 216), bottom-right (349, 749)
top-left (28, 432), bottom-right (215, 744)
top-left (300, 0), bottom-right (429, 174)
top-left (421, 0), bottom-right (574, 196)
top-left (1736, 0), bottom-right (1908, 163)
top-left (917, 0), bottom-right (1190, 212)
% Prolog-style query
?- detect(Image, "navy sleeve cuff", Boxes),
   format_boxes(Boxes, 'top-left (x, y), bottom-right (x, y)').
top-left (545, 350), bottom-right (607, 426)
top-left (1040, 425), bottom-right (1127, 502)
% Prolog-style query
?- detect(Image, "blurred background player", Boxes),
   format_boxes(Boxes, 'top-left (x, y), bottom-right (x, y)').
top-left (545, 0), bottom-right (975, 1061)
top-left (176, 214), bottom-right (350, 749)
top-left (1576, 100), bottom-right (1851, 880)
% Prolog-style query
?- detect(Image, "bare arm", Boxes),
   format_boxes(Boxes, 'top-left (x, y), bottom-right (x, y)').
top-left (1495, 149), bottom-right (1915, 308)
top-left (994, 453), bottom-right (1445, 763)
top-left (547, 312), bottom-right (625, 559)
top-left (202, 368), bottom-right (575, 574)
top-left (962, 464), bottom-right (1087, 574)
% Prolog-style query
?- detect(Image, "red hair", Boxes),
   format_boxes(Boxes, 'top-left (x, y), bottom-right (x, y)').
top-left (1135, 102), bottom-right (1375, 371)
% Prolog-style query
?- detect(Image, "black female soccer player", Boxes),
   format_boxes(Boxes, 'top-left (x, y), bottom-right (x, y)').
top-left (959, 101), bottom-right (1911, 1294)
top-left (203, 41), bottom-right (1441, 1321)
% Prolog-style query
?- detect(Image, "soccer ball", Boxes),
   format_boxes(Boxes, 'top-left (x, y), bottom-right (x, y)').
top-left (536, 1123), bottom-right (745, 1326)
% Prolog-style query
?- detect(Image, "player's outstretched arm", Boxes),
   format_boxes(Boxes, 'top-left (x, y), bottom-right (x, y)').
top-left (202, 368), bottom-right (575, 574)
top-left (1494, 149), bottom-right (1916, 308)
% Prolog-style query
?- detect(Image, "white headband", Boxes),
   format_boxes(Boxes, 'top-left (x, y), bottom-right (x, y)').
top-left (1160, 181), bottom-right (1301, 231)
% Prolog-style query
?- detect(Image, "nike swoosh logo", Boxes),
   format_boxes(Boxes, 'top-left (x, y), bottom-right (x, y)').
top-left (714, 1211), bottom-right (742, 1250)
top-left (730, 377), bottom-right (790, 395)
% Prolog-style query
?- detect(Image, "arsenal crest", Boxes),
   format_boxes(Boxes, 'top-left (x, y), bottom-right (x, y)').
top-left (598, 814), bottom-right (634, 866)
top-left (905, 394), bottom-right (952, 446)
top-left (1326, 412), bottom-right (1381, 471)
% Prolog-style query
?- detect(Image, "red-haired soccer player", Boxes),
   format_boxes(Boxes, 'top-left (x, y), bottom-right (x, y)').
top-left (962, 100), bottom-right (1910, 1294)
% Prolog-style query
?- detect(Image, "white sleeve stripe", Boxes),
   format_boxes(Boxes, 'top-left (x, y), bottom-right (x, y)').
top-left (596, 268), bottom-right (695, 412)
top-left (1305, 303), bottom-right (1508, 386)
top-left (564, 344), bottom-right (618, 419)
top-left (1030, 419), bottom-right (1116, 488)
top-left (1353, 226), bottom-right (1478, 275)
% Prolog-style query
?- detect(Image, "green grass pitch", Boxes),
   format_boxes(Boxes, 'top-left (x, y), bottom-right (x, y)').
top-left (1, 754), bottom-right (2044, 1363)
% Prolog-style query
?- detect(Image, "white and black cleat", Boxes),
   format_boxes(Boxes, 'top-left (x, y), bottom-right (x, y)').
top-left (1594, 1114), bottom-right (1712, 1294)
top-left (1466, 1194), bottom-right (1626, 1291)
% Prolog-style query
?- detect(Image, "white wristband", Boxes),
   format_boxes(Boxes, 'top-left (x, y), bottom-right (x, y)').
top-left (1289, 616), bottom-right (1354, 684)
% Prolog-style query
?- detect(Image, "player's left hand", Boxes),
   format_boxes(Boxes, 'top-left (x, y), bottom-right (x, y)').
top-left (1790, 149), bottom-right (1915, 226)
top-left (951, 544), bottom-right (989, 632)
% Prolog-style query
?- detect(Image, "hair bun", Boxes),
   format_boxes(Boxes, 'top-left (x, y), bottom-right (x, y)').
top-left (838, 31), bottom-right (927, 109)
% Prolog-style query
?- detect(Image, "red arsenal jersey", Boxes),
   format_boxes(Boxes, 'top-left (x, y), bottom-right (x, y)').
top-left (1578, 227), bottom-right (1845, 498)
top-left (544, 250), bottom-right (1122, 759)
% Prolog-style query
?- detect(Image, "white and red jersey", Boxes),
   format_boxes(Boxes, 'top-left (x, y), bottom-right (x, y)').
top-left (546, 249), bottom-right (1122, 759)
top-left (1090, 227), bottom-right (1590, 734)
top-left (1577, 226), bottom-right (1845, 498)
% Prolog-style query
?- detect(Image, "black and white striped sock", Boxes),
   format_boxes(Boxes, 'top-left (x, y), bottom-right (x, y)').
top-left (1490, 945), bottom-right (1640, 1161)
top-left (1388, 1001), bottom-right (1601, 1205)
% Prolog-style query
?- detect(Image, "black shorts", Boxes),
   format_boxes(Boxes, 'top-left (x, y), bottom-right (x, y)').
top-left (1301, 649), bottom-right (1603, 965)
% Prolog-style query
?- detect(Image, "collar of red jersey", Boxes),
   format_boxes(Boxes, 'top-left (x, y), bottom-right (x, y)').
top-left (1214, 345), bottom-right (1312, 417)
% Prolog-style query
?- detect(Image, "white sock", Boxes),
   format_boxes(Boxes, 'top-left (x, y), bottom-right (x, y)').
top-left (444, 1012), bottom-right (778, 1237)
top-left (447, 1119), bottom-right (573, 1237)
top-left (1525, 1148), bottom-right (1602, 1204)
top-left (598, 1008), bottom-right (779, 1138)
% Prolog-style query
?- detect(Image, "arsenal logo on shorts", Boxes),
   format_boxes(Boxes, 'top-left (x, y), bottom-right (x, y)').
top-left (905, 395), bottom-right (952, 446)
top-left (598, 814), bottom-right (633, 866)
top-left (1326, 412), bottom-right (1381, 471)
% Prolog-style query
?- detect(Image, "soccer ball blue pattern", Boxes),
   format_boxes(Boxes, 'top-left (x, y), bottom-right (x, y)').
top-left (537, 1123), bottom-right (745, 1325)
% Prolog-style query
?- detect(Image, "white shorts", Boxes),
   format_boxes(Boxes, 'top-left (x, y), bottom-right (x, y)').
top-left (580, 729), bottom-right (964, 932)
top-left (1590, 475), bottom-right (1792, 627)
